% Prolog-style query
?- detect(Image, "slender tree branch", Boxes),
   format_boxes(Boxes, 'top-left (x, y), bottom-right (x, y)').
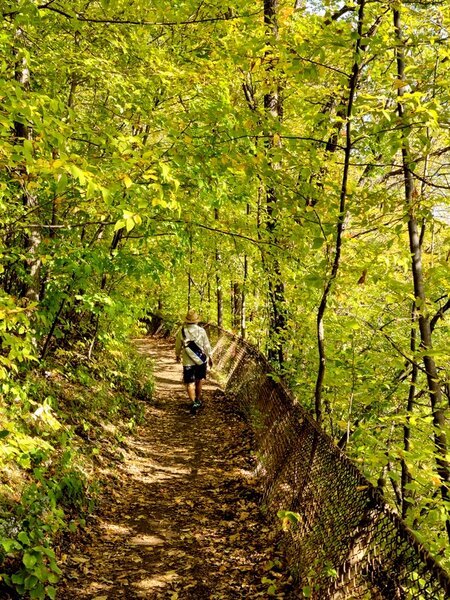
top-left (211, 133), bottom-right (347, 150)
top-left (314, 0), bottom-right (366, 423)
top-left (152, 218), bottom-right (285, 249)
top-left (364, 320), bottom-right (427, 375)
top-left (430, 297), bottom-right (450, 332)
top-left (11, 221), bottom-right (116, 229)
top-left (36, 5), bottom-right (260, 26)
top-left (324, 4), bottom-right (355, 24)
top-left (10, 217), bottom-right (285, 249)
top-left (289, 51), bottom-right (350, 77)
top-left (411, 171), bottom-right (450, 190)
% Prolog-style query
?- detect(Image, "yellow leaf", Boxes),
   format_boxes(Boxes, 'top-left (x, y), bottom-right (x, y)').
top-left (114, 219), bottom-right (126, 231)
top-left (393, 79), bottom-right (408, 89)
top-left (69, 164), bottom-right (86, 185)
top-left (122, 174), bottom-right (133, 188)
top-left (160, 162), bottom-right (170, 180)
top-left (86, 180), bottom-right (96, 199)
top-left (72, 556), bottom-right (89, 563)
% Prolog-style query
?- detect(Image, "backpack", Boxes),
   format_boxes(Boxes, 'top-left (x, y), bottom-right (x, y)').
top-left (181, 328), bottom-right (207, 365)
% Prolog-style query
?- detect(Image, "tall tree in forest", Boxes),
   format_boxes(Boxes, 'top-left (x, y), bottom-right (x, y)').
top-left (314, 0), bottom-right (367, 422)
top-left (393, 3), bottom-right (450, 542)
top-left (263, 0), bottom-right (287, 366)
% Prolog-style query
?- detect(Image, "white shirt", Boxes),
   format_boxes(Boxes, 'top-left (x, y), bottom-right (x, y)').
top-left (175, 323), bottom-right (212, 366)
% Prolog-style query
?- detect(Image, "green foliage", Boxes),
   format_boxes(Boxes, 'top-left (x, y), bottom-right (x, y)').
top-left (0, 455), bottom-right (85, 598)
top-left (1, 0), bottom-right (450, 581)
top-left (0, 334), bottom-right (153, 597)
top-left (0, 293), bottom-right (37, 377)
top-left (90, 339), bottom-right (154, 406)
top-left (1, 536), bottom-right (60, 600)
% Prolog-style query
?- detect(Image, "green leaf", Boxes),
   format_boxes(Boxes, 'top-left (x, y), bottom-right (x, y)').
top-left (46, 586), bottom-right (57, 600)
top-left (18, 531), bottom-right (30, 545)
top-left (48, 561), bottom-right (62, 575)
top-left (114, 219), bottom-right (126, 231)
top-left (160, 162), bottom-right (170, 180)
top-left (24, 574), bottom-right (39, 590)
top-left (32, 546), bottom-right (55, 559)
top-left (47, 571), bottom-right (59, 584)
top-left (122, 174), bottom-right (133, 188)
top-left (69, 164), bottom-right (87, 185)
top-left (23, 139), bottom-right (33, 162)
top-left (56, 172), bottom-right (68, 194)
top-left (12, 572), bottom-right (25, 584)
top-left (34, 563), bottom-right (50, 583)
top-left (23, 552), bottom-right (37, 570)
top-left (29, 582), bottom-right (45, 599)
top-left (1, 538), bottom-right (20, 553)
top-left (277, 510), bottom-right (301, 523)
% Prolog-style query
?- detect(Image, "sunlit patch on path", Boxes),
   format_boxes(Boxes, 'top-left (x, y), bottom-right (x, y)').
top-left (58, 336), bottom-right (294, 599)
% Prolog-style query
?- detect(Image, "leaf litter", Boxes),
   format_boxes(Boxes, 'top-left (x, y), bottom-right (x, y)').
top-left (58, 337), bottom-right (296, 599)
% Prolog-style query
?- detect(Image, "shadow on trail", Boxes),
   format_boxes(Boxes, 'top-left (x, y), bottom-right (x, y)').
top-left (58, 336), bottom-right (292, 599)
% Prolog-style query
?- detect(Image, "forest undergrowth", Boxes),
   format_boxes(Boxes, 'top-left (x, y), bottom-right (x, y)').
top-left (0, 336), bottom-right (153, 599)
top-left (1, 334), bottom-right (295, 599)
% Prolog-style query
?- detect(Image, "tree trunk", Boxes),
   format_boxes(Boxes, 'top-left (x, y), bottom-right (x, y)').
top-left (241, 219), bottom-right (249, 340)
top-left (401, 302), bottom-right (417, 518)
top-left (14, 28), bottom-right (42, 302)
top-left (264, 0), bottom-right (287, 367)
top-left (187, 232), bottom-right (193, 309)
top-left (314, 0), bottom-right (366, 423)
top-left (214, 208), bottom-right (223, 327)
top-left (394, 6), bottom-right (450, 542)
top-left (232, 282), bottom-right (242, 330)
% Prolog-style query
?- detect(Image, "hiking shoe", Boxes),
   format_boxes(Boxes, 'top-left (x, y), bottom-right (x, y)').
top-left (190, 400), bottom-right (202, 414)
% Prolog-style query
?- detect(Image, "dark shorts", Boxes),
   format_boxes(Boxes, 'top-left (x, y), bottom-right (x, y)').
top-left (183, 363), bottom-right (207, 384)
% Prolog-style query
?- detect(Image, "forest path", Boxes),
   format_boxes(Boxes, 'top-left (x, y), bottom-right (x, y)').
top-left (59, 336), bottom-right (292, 599)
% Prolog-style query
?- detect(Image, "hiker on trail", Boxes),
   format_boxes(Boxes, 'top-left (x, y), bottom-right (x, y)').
top-left (175, 309), bottom-right (213, 413)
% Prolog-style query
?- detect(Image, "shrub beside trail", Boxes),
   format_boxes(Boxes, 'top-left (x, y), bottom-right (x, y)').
top-left (0, 338), bottom-right (154, 600)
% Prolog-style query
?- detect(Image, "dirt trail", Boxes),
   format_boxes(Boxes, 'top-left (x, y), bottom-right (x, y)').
top-left (59, 336), bottom-right (293, 599)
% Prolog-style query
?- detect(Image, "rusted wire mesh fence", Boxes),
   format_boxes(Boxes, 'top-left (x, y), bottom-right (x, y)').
top-left (204, 324), bottom-right (450, 600)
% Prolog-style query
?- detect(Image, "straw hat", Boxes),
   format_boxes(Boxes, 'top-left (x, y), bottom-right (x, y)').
top-left (184, 309), bottom-right (200, 324)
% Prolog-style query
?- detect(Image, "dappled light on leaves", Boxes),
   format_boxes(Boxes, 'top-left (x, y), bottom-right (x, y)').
top-left (57, 337), bottom-right (294, 599)
top-left (1, 0), bottom-right (450, 596)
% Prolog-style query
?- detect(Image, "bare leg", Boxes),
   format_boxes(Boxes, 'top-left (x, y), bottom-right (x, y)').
top-left (195, 379), bottom-right (203, 402)
top-left (185, 383), bottom-right (196, 402)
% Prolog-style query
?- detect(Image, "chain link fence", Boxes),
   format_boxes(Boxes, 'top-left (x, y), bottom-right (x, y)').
top-left (205, 324), bottom-right (450, 600)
